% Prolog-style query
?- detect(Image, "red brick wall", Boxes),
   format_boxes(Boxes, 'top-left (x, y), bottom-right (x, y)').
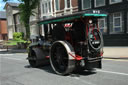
top-left (60, 0), bottom-right (65, 10)
top-left (0, 20), bottom-right (8, 40)
top-left (0, 20), bottom-right (7, 34)
top-left (71, 0), bottom-right (78, 7)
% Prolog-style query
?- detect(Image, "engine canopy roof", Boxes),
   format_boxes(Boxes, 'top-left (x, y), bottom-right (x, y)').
top-left (38, 10), bottom-right (108, 25)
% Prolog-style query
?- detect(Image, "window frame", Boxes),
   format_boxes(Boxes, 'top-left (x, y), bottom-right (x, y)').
top-left (95, 0), bottom-right (105, 7)
top-left (127, 12), bottom-right (128, 33)
top-left (112, 12), bottom-right (122, 33)
top-left (55, 0), bottom-right (60, 11)
top-left (67, 0), bottom-right (71, 8)
top-left (82, 0), bottom-right (91, 10)
top-left (41, 1), bottom-right (52, 15)
top-left (48, 1), bottom-right (51, 13)
top-left (42, 3), bottom-right (45, 14)
top-left (110, 0), bottom-right (122, 4)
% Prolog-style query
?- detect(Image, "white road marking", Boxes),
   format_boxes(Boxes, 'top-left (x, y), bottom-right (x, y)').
top-left (0, 54), bottom-right (14, 56)
top-left (97, 69), bottom-right (128, 76)
top-left (103, 59), bottom-right (128, 62)
top-left (2, 57), bottom-right (25, 61)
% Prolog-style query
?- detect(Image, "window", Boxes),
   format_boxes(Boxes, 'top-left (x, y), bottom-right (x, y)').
top-left (42, 4), bottom-right (45, 14)
top-left (82, 0), bottom-right (91, 9)
top-left (16, 15), bottom-right (20, 24)
top-left (109, 12), bottom-right (124, 33)
top-left (49, 1), bottom-right (51, 12)
top-left (110, 0), bottom-right (122, 4)
top-left (67, 0), bottom-right (71, 8)
top-left (45, 3), bottom-right (48, 13)
top-left (42, 1), bottom-right (52, 15)
top-left (127, 12), bottom-right (128, 33)
top-left (30, 15), bottom-right (36, 21)
top-left (95, 0), bottom-right (105, 7)
top-left (98, 18), bottom-right (107, 34)
top-left (55, 0), bottom-right (60, 11)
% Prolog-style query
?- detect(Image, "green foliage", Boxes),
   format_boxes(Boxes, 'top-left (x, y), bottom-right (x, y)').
top-left (18, 0), bottom-right (40, 40)
top-left (5, 32), bottom-right (30, 46)
top-left (5, 40), bottom-right (31, 47)
top-left (13, 32), bottom-right (24, 41)
top-left (5, 40), bottom-right (17, 46)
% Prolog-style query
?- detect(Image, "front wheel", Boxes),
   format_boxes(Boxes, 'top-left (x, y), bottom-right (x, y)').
top-left (50, 41), bottom-right (75, 75)
top-left (28, 50), bottom-right (38, 67)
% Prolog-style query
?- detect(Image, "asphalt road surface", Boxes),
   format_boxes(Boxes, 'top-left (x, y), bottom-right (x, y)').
top-left (0, 53), bottom-right (128, 85)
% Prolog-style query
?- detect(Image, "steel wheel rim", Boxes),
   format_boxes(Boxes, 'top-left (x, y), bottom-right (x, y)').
top-left (51, 43), bottom-right (68, 73)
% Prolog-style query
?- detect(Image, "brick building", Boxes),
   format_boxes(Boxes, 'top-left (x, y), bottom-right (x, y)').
top-left (40, 0), bottom-right (78, 35)
top-left (0, 11), bottom-right (8, 40)
top-left (78, 0), bottom-right (128, 46)
top-left (40, 0), bottom-right (128, 46)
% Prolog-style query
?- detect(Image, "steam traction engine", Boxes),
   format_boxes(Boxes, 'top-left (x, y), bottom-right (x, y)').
top-left (27, 10), bottom-right (107, 75)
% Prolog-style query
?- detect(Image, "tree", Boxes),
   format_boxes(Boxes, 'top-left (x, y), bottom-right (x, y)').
top-left (3, 0), bottom-right (40, 40)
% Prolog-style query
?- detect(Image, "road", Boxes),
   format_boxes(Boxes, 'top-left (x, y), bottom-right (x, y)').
top-left (0, 53), bottom-right (128, 85)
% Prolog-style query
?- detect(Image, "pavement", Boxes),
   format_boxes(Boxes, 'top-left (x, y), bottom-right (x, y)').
top-left (103, 47), bottom-right (128, 59)
top-left (0, 47), bottom-right (128, 59)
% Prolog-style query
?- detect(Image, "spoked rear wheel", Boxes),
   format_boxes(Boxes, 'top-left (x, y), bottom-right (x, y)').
top-left (88, 29), bottom-right (103, 51)
top-left (50, 41), bottom-right (75, 75)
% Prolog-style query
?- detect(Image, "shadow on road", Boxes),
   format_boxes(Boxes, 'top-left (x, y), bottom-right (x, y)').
top-left (24, 64), bottom-right (96, 77)
top-left (70, 70), bottom-right (96, 77)
top-left (24, 65), bottom-right (55, 74)
top-left (39, 65), bottom-right (55, 74)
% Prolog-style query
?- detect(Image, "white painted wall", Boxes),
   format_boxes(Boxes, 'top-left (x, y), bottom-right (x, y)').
top-left (8, 28), bottom-right (13, 39)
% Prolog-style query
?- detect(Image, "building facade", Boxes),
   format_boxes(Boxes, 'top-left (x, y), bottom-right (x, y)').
top-left (4, 2), bottom-right (22, 39)
top-left (4, 1), bottom-right (128, 46)
top-left (78, 0), bottom-right (128, 46)
top-left (40, 0), bottom-right (78, 36)
top-left (0, 11), bottom-right (8, 40)
top-left (4, 2), bottom-right (39, 40)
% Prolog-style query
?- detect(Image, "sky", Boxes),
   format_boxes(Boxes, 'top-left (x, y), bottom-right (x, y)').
top-left (0, 0), bottom-right (20, 11)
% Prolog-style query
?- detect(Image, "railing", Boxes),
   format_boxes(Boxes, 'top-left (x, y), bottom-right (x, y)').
top-left (53, 6), bottom-right (78, 17)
